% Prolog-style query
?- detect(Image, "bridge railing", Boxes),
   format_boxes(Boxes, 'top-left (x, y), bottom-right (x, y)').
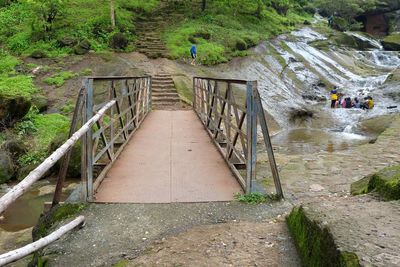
top-left (193, 77), bottom-right (283, 198)
top-left (80, 76), bottom-right (152, 201)
top-left (0, 76), bottom-right (151, 265)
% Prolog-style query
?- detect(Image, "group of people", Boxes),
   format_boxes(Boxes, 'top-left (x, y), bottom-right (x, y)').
top-left (330, 89), bottom-right (374, 110)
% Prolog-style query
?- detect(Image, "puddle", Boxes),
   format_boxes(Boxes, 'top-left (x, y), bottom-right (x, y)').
top-left (0, 181), bottom-right (74, 232)
top-left (272, 128), bottom-right (371, 154)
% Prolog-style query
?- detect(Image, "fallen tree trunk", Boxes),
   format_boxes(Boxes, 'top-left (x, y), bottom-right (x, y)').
top-left (0, 100), bottom-right (116, 214)
top-left (0, 216), bottom-right (85, 266)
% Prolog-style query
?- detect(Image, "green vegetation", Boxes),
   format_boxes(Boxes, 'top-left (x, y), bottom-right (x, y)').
top-left (113, 259), bottom-right (129, 267)
top-left (0, 50), bottom-right (38, 100)
top-left (382, 33), bottom-right (400, 51)
top-left (0, 0), bottom-right (160, 56)
top-left (44, 71), bottom-right (77, 87)
top-left (234, 192), bottom-right (274, 204)
top-left (287, 206), bottom-right (360, 267)
top-left (165, 1), bottom-right (312, 65)
top-left (351, 165), bottom-right (400, 200)
top-left (15, 109), bottom-right (69, 168)
top-left (314, 0), bottom-right (378, 30)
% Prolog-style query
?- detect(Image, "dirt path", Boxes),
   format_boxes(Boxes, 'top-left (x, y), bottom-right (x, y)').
top-left (45, 202), bottom-right (296, 266)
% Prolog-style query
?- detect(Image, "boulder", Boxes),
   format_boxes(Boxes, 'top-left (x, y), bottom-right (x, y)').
top-left (109, 33), bottom-right (129, 50)
top-left (0, 150), bottom-right (15, 184)
top-left (0, 96), bottom-right (31, 127)
top-left (74, 40), bottom-right (91, 55)
top-left (382, 33), bottom-right (400, 51)
top-left (57, 37), bottom-right (78, 48)
top-left (30, 50), bottom-right (47, 59)
top-left (2, 139), bottom-right (26, 160)
top-left (31, 94), bottom-right (48, 112)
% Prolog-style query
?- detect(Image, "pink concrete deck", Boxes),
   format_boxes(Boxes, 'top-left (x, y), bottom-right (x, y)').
top-left (94, 110), bottom-right (242, 203)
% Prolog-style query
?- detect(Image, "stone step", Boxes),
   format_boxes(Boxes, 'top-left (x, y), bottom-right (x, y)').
top-left (153, 96), bottom-right (181, 102)
top-left (152, 92), bottom-right (179, 97)
top-left (153, 76), bottom-right (173, 80)
top-left (152, 82), bottom-right (174, 87)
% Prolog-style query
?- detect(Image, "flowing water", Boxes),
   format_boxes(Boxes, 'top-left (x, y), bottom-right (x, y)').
top-left (226, 24), bottom-right (400, 153)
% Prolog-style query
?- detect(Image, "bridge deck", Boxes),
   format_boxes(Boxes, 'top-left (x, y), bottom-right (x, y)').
top-left (94, 110), bottom-right (242, 203)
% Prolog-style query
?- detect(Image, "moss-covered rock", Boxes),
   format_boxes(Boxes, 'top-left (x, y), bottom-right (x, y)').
top-left (2, 138), bottom-right (27, 160)
top-left (351, 165), bottom-right (400, 200)
top-left (31, 94), bottom-right (48, 112)
top-left (74, 40), bottom-right (91, 55)
top-left (0, 95), bottom-right (31, 127)
top-left (382, 33), bottom-right (400, 51)
top-left (287, 206), bottom-right (360, 267)
top-left (109, 32), bottom-right (129, 50)
top-left (0, 150), bottom-right (15, 184)
top-left (30, 50), bottom-right (47, 59)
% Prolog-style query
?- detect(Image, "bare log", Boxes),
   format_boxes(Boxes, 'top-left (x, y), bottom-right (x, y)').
top-left (0, 216), bottom-right (85, 266)
top-left (0, 100), bottom-right (116, 214)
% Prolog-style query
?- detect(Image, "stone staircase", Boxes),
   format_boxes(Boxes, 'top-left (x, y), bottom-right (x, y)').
top-left (135, 1), bottom-right (185, 59)
top-left (152, 73), bottom-right (183, 110)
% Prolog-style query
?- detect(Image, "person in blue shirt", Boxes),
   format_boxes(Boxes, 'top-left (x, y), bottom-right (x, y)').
top-left (190, 44), bottom-right (197, 65)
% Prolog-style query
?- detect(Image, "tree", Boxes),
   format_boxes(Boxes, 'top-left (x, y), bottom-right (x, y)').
top-left (110, 0), bottom-right (116, 28)
top-left (30, 0), bottom-right (65, 33)
top-left (202, 0), bottom-right (206, 11)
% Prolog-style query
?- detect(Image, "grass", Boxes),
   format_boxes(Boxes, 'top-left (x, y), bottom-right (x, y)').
top-left (44, 71), bottom-right (77, 87)
top-left (234, 192), bottom-right (271, 204)
top-left (0, 0), bottom-right (159, 57)
top-left (0, 75), bottom-right (38, 100)
top-left (164, 6), bottom-right (311, 65)
top-left (16, 111), bottom-right (70, 167)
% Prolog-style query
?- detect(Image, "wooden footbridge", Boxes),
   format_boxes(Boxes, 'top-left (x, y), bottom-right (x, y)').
top-left (0, 75), bottom-right (283, 265)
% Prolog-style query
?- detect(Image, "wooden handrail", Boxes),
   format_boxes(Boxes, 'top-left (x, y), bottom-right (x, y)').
top-left (0, 100), bottom-right (116, 214)
top-left (0, 216), bottom-right (85, 266)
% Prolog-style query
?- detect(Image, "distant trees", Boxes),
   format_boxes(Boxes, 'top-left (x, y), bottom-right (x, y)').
top-left (30, 0), bottom-right (65, 33)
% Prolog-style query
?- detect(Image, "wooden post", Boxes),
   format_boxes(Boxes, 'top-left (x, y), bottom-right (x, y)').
top-left (110, 0), bottom-right (116, 28)
top-left (0, 216), bottom-right (85, 266)
top-left (254, 87), bottom-right (284, 199)
top-left (52, 87), bottom-right (85, 207)
top-left (85, 79), bottom-right (94, 201)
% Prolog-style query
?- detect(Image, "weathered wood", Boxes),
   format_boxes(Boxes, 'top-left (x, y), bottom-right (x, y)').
top-left (52, 87), bottom-right (85, 207)
top-left (0, 100), bottom-right (116, 214)
top-left (0, 216), bottom-right (85, 266)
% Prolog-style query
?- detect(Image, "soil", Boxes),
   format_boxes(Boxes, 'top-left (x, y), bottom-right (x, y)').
top-left (44, 201), bottom-right (296, 267)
